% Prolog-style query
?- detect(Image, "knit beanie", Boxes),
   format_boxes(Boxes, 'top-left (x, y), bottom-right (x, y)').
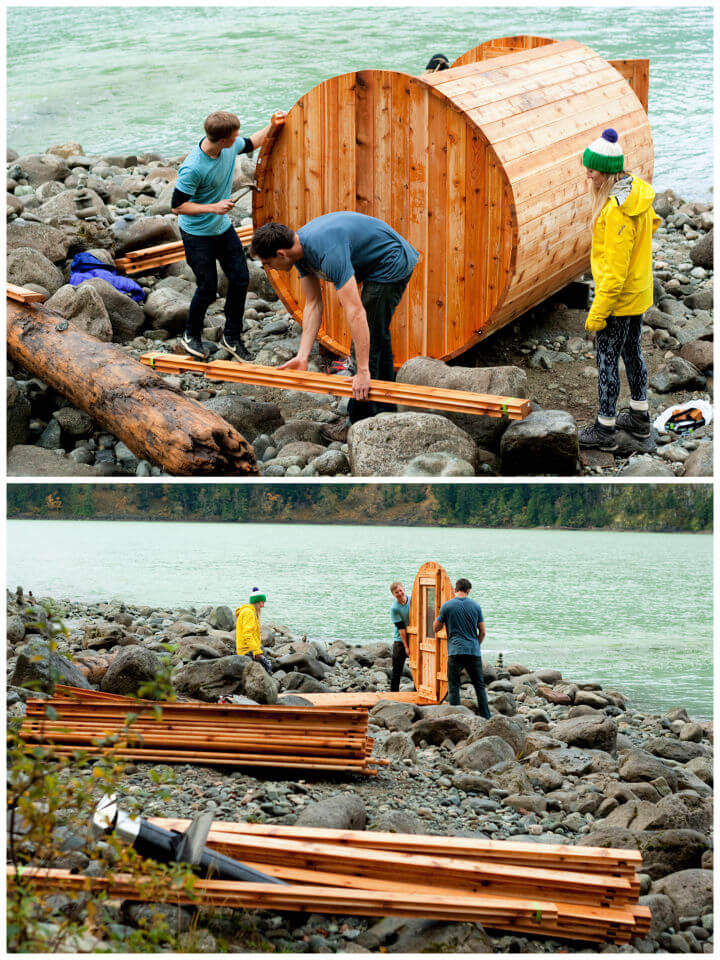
top-left (582, 128), bottom-right (624, 173)
top-left (249, 588), bottom-right (266, 604)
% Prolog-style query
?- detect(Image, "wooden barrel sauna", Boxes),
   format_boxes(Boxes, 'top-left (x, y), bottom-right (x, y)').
top-left (406, 561), bottom-right (454, 703)
top-left (253, 38), bottom-right (654, 367)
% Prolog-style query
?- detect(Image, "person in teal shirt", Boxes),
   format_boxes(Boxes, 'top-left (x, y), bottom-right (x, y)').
top-left (434, 577), bottom-right (490, 717)
top-left (172, 108), bottom-right (285, 360)
top-left (389, 580), bottom-right (413, 693)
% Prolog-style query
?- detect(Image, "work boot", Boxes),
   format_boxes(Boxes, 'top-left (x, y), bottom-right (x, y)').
top-left (180, 333), bottom-right (209, 360)
top-left (221, 334), bottom-right (252, 362)
top-left (321, 420), bottom-right (350, 444)
top-left (616, 407), bottom-right (651, 439)
top-left (578, 420), bottom-right (618, 451)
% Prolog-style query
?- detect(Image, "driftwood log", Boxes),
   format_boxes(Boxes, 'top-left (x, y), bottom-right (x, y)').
top-left (7, 300), bottom-right (258, 476)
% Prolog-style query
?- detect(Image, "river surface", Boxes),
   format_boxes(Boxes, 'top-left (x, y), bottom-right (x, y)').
top-left (6, 6), bottom-right (713, 200)
top-left (6, 519), bottom-right (713, 718)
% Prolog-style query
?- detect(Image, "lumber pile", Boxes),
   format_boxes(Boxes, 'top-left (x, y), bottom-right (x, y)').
top-left (16, 686), bottom-right (385, 776)
top-left (140, 352), bottom-right (532, 420)
top-left (147, 818), bottom-right (651, 944)
top-left (114, 226), bottom-right (253, 274)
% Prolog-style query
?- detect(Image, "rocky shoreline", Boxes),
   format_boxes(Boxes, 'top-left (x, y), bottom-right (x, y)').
top-left (7, 591), bottom-right (714, 953)
top-left (6, 142), bottom-right (714, 478)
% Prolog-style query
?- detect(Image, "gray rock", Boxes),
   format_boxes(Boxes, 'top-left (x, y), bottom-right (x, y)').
top-left (100, 645), bottom-right (163, 695)
top-left (652, 870), bottom-right (713, 919)
top-left (277, 652), bottom-right (327, 680)
top-left (410, 715), bottom-right (471, 746)
top-left (7, 379), bottom-right (31, 449)
top-left (7, 614), bottom-right (26, 645)
top-left (451, 772), bottom-right (494, 794)
top-left (6, 221), bottom-right (71, 262)
top-left (649, 357), bottom-right (706, 393)
top-left (8, 153), bottom-right (69, 186)
top-left (7, 445), bottom-right (103, 476)
top-left (296, 792), bottom-right (366, 830)
top-left (396, 357), bottom-right (527, 449)
top-left (271, 420), bottom-right (325, 447)
top-left (10, 638), bottom-right (91, 693)
top-left (7, 192), bottom-right (24, 217)
top-left (7, 246), bottom-right (64, 295)
top-left (349, 412), bottom-right (477, 476)
top-left (207, 605), bottom-right (235, 632)
top-left (45, 284), bottom-right (113, 340)
top-left (172, 654), bottom-right (253, 701)
top-left (364, 918), bottom-right (494, 953)
top-left (36, 187), bottom-right (109, 223)
top-left (401, 452), bottom-right (475, 476)
top-left (639, 893), bottom-right (679, 939)
top-left (37, 419), bottom-right (63, 450)
top-left (619, 456), bottom-right (675, 477)
top-left (143, 287), bottom-right (190, 333)
top-left (645, 736), bottom-right (707, 763)
top-left (311, 448), bottom-right (350, 475)
top-left (112, 214), bottom-right (180, 255)
top-left (53, 407), bottom-right (94, 438)
top-left (348, 642), bottom-right (392, 666)
top-left (679, 340), bottom-right (713, 372)
top-left (639, 829), bottom-right (710, 879)
top-left (369, 701), bottom-right (420, 732)
top-left (467, 715), bottom-right (526, 755)
top-left (689, 229), bottom-right (713, 269)
top-left (276, 440), bottom-right (326, 465)
top-left (500, 409), bottom-right (579, 476)
top-left (242, 660), bottom-right (279, 704)
top-left (619, 749), bottom-right (679, 791)
top-left (202, 396), bottom-right (283, 442)
top-left (247, 259), bottom-right (278, 302)
top-left (683, 442), bottom-right (713, 477)
top-left (552, 714), bottom-right (617, 752)
top-left (81, 277), bottom-right (146, 343)
top-left (373, 810), bottom-right (422, 834)
top-left (453, 735), bottom-right (514, 771)
top-left (539, 747), bottom-right (596, 777)
top-left (282, 672), bottom-right (327, 694)
top-left (375, 732), bottom-right (417, 762)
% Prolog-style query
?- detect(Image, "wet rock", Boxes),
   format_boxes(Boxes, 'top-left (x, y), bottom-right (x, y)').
top-left (100, 645), bottom-right (163, 695)
top-left (348, 412), bottom-right (477, 476)
top-left (500, 410), bottom-right (579, 476)
top-left (296, 792), bottom-right (366, 830)
top-left (6, 220), bottom-right (71, 262)
top-left (11, 637), bottom-right (91, 693)
top-left (45, 284), bottom-right (113, 340)
top-left (7, 246), bottom-right (64, 295)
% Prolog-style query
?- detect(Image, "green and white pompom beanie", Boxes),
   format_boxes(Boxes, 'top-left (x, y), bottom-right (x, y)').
top-left (582, 128), bottom-right (624, 173)
top-left (249, 588), bottom-right (266, 604)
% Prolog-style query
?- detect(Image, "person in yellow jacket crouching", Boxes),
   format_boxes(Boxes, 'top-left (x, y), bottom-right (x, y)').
top-left (235, 588), bottom-right (272, 674)
top-left (578, 128), bottom-right (661, 451)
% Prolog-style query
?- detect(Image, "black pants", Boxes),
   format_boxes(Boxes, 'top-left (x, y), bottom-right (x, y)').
top-left (180, 225), bottom-right (249, 339)
top-left (595, 314), bottom-right (647, 419)
top-left (347, 274), bottom-right (412, 424)
top-left (447, 655), bottom-right (491, 718)
top-left (390, 640), bottom-right (411, 692)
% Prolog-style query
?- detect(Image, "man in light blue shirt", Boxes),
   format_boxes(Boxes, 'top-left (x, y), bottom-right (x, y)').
top-left (250, 212), bottom-right (419, 441)
top-left (389, 580), bottom-right (413, 693)
top-left (172, 109), bottom-right (285, 360)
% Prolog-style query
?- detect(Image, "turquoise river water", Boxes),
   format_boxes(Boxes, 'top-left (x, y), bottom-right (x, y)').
top-left (6, 519), bottom-right (713, 719)
top-left (6, 6), bottom-right (713, 200)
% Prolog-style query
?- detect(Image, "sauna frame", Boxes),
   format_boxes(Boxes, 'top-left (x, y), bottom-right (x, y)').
top-left (406, 561), bottom-right (454, 702)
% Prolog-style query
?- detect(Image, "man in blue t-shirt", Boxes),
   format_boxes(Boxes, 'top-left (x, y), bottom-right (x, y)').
top-left (434, 577), bottom-right (491, 718)
top-left (250, 213), bottom-right (419, 441)
top-left (172, 109), bottom-right (286, 360)
top-left (389, 580), bottom-right (414, 693)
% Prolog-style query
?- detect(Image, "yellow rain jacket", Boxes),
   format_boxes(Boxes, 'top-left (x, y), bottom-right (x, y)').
top-left (586, 176), bottom-right (661, 332)
top-left (235, 604), bottom-right (261, 657)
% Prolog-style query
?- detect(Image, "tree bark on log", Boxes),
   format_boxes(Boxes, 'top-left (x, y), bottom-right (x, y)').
top-left (7, 301), bottom-right (258, 476)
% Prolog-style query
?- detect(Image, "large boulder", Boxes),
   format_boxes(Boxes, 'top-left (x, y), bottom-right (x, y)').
top-left (295, 792), bottom-right (366, 830)
top-left (207, 606), bottom-right (235, 632)
top-left (369, 700), bottom-right (420, 732)
top-left (143, 287), bottom-right (191, 333)
top-left (348, 412), bottom-right (477, 476)
top-left (649, 357), bottom-right (706, 393)
top-left (651, 869), bottom-right (713, 919)
top-left (618, 748), bottom-right (679, 791)
top-left (36, 187), bottom-right (109, 223)
top-left (396, 357), bottom-right (527, 450)
top-left (45, 284), bottom-right (113, 341)
top-left (276, 652), bottom-right (327, 680)
top-left (10, 638), bottom-right (91, 693)
top-left (410, 715), bottom-right (471, 746)
top-left (348, 642), bottom-right (392, 666)
top-left (202, 396), bottom-right (283, 442)
top-left (500, 410), bottom-right (579, 475)
top-left (100, 645), bottom-right (163, 695)
top-left (172, 654), bottom-right (254, 701)
top-left (6, 221), bottom-right (71, 262)
top-left (282, 672), bottom-right (327, 694)
top-left (552, 714), bottom-right (617, 752)
top-left (453, 735), bottom-right (514, 771)
top-left (375, 731), bottom-right (417, 761)
top-left (7, 379), bottom-right (31, 449)
top-left (242, 660), bottom-right (279, 704)
top-left (81, 277), bottom-right (145, 343)
top-left (7, 247), bottom-right (64, 295)
top-left (644, 736), bottom-right (708, 763)
top-left (360, 918), bottom-right (494, 953)
top-left (8, 153), bottom-right (69, 186)
top-left (112, 215), bottom-right (180, 255)
top-left (639, 829), bottom-right (709, 879)
top-left (466, 715), bottom-right (526, 755)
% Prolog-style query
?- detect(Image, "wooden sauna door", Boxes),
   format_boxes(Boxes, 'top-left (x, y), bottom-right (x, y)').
top-left (408, 562), bottom-right (454, 702)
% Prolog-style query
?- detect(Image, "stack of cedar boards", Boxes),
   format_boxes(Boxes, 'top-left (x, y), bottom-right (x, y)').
top-left (114, 226), bottom-right (252, 274)
top-left (17, 686), bottom-right (386, 775)
top-left (10, 821), bottom-right (651, 945)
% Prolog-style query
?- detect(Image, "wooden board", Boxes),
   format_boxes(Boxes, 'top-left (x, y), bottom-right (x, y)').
top-left (297, 692), bottom-right (430, 706)
top-left (254, 38), bottom-right (652, 365)
top-left (406, 561), bottom-right (454, 702)
top-left (7, 283), bottom-right (46, 304)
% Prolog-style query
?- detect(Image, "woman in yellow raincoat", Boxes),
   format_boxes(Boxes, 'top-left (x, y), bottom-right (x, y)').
top-left (578, 128), bottom-right (660, 451)
top-left (235, 588), bottom-right (272, 674)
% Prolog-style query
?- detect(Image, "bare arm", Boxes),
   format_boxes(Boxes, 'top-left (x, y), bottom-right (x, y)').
top-left (279, 274), bottom-right (323, 370)
top-left (172, 198), bottom-right (234, 216)
top-left (432, 616), bottom-right (442, 633)
top-left (398, 625), bottom-right (409, 654)
top-left (247, 111), bottom-right (287, 150)
top-left (336, 276), bottom-right (371, 400)
top-left (478, 620), bottom-right (486, 644)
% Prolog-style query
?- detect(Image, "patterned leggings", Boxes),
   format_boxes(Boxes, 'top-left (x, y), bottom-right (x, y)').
top-left (595, 314), bottom-right (647, 419)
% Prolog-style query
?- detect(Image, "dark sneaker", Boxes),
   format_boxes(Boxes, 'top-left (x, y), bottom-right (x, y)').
top-left (321, 421), bottom-right (350, 444)
top-left (181, 334), bottom-right (209, 360)
top-left (329, 358), bottom-right (355, 376)
top-left (616, 407), bottom-right (651, 439)
top-left (578, 420), bottom-right (618, 451)
top-left (221, 334), bottom-right (252, 362)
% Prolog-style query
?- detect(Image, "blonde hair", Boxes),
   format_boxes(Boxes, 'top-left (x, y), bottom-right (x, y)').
top-left (204, 111), bottom-right (240, 142)
top-left (589, 169), bottom-right (630, 225)
top-left (389, 581), bottom-right (404, 594)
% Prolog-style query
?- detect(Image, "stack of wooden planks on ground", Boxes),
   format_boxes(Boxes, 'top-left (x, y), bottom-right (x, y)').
top-left (140, 352), bottom-right (532, 420)
top-left (114, 225), bottom-right (252, 274)
top-left (9, 820), bottom-right (651, 944)
top-left (16, 685), bottom-right (385, 775)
